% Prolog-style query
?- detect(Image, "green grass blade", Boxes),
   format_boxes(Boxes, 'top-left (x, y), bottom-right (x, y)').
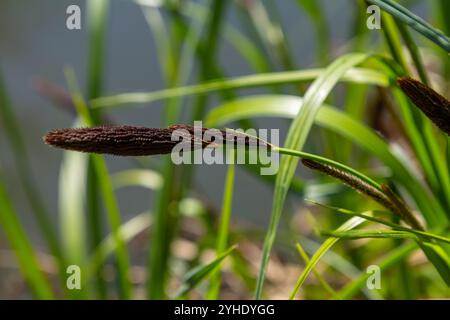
top-left (0, 168), bottom-right (54, 299)
top-left (87, 212), bottom-right (151, 282)
top-left (308, 202), bottom-right (450, 245)
top-left (140, 3), bottom-right (175, 84)
top-left (86, 0), bottom-right (110, 298)
top-left (175, 245), bottom-right (236, 298)
top-left (144, 0), bottom-right (210, 299)
top-left (65, 68), bottom-right (132, 299)
top-left (207, 151), bottom-right (235, 299)
top-left (418, 242), bottom-right (450, 286)
top-left (91, 67), bottom-right (389, 109)
top-left (321, 229), bottom-right (417, 240)
top-left (367, 0), bottom-right (450, 52)
top-left (255, 53), bottom-right (371, 299)
top-left (295, 242), bottom-right (339, 299)
top-left (289, 217), bottom-right (366, 299)
top-left (58, 142), bottom-right (88, 278)
top-left (86, 0), bottom-right (109, 102)
top-left (92, 155), bottom-right (132, 299)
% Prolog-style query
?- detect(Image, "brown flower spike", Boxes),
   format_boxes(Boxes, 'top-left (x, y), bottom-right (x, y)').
top-left (397, 77), bottom-right (450, 136)
top-left (301, 159), bottom-right (424, 230)
top-left (44, 124), bottom-right (268, 156)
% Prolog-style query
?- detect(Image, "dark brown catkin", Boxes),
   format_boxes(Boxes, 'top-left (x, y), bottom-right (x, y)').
top-left (301, 159), bottom-right (397, 213)
top-left (381, 184), bottom-right (425, 231)
top-left (44, 125), bottom-right (206, 156)
top-left (397, 77), bottom-right (450, 136)
top-left (44, 124), bottom-right (270, 156)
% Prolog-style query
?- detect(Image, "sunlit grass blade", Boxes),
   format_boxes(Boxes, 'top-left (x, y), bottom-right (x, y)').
top-left (111, 169), bottom-right (163, 190)
top-left (175, 245), bottom-right (236, 298)
top-left (295, 242), bottom-right (339, 299)
top-left (308, 201), bottom-right (450, 245)
top-left (289, 216), bottom-right (366, 299)
top-left (321, 229), bottom-right (418, 240)
top-left (87, 212), bottom-right (151, 282)
top-left (255, 53), bottom-right (371, 299)
top-left (367, 0), bottom-right (450, 52)
top-left (58, 141), bottom-right (88, 298)
top-left (91, 67), bottom-right (389, 109)
top-left (0, 169), bottom-right (54, 299)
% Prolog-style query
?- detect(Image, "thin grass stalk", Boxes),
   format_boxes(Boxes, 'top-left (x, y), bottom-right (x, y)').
top-left (295, 242), bottom-right (339, 299)
top-left (85, 0), bottom-right (109, 299)
top-left (381, 13), bottom-right (443, 198)
top-left (64, 68), bottom-right (132, 299)
top-left (207, 150), bottom-right (235, 299)
top-left (367, 0), bottom-right (450, 52)
top-left (146, 1), bottom-right (209, 299)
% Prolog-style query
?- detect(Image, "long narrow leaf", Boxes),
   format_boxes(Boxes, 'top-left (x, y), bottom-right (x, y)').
top-left (255, 53), bottom-right (371, 299)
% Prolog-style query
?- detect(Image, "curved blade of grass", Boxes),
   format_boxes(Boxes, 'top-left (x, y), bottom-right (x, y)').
top-left (308, 201), bottom-right (450, 245)
top-left (86, 0), bottom-right (109, 298)
top-left (87, 212), bottom-right (151, 281)
top-left (295, 242), bottom-right (339, 299)
top-left (418, 242), bottom-right (450, 286)
top-left (91, 67), bottom-right (389, 109)
top-left (324, 229), bottom-right (450, 286)
top-left (367, 0), bottom-right (450, 52)
top-left (205, 94), bottom-right (447, 226)
top-left (111, 169), bottom-right (163, 190)
top-left (175, 245), bottom-right (236, 298)
top-left (255, 53), bottom-right (372, 299)
top-left (295, 235), bottom-right (381, 299)
top-left (0, 169), bottom-right (54, 299)
top-left (289, 216), bottom-right (366, 299)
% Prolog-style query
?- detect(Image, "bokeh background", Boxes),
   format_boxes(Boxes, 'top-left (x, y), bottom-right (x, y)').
top-left (1, 0), bottom-right (441, 299)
